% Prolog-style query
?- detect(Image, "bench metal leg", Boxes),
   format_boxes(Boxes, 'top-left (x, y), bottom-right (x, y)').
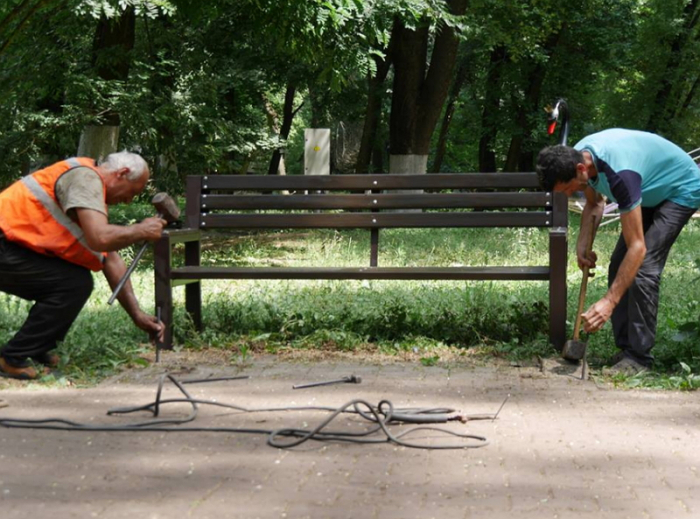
top-left (185, 240), bottom-right (202, 331)
top-left (154, 235), bottom-right (173, 350)
top-left (549, 227), bottom-right (568, 350)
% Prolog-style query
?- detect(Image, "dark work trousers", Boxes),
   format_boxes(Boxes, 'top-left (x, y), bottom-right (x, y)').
top-left (608, 201), bottom-right (696, 366)
top-left (0, 233), bottom-right (93, 366)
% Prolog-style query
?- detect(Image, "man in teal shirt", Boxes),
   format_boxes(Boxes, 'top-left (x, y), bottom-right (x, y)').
top-left (537, 129), bottom-right (700, 374)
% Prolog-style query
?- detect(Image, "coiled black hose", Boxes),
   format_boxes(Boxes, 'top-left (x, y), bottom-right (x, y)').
top-left (0, 373), bottom-right (498, 450)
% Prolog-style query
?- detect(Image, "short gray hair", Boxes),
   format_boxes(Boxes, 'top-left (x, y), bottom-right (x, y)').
top-left (100, 151), bottom-right (148, 181)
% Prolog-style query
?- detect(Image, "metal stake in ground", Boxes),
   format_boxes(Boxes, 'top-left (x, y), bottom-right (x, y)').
top-left (293, 375), bottom-right (362, 389)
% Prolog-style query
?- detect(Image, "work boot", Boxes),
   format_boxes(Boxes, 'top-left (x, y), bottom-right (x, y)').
top-left (32, 352), bottom-right (61, 369)
top-left (605, 355), bottom-right (648, 376)
top-left (608, 349), bottom-right (627, 366)
top-left (0, 356), bottom-right (39, 380)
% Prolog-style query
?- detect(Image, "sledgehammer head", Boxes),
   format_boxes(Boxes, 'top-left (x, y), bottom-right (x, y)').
top-left (562, 339), bottom-right (587, 362)
top-left (151, 192), bottom-right (180, 224)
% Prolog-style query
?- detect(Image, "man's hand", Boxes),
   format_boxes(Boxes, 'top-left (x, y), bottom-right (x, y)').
top-left (138, 216), bottom-right (167, 242)
top-left (581, 298), bottom-right (615, 333)
top-left (577, 248), bottom-right (597, 270)
top-left (132, 309), bottom-right (165, 343)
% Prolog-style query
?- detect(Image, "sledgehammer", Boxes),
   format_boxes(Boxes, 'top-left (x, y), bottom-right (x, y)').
top-left (108, 192), bottom-right (180, 305)
top-left (562, 215), bottom-right (597, 363)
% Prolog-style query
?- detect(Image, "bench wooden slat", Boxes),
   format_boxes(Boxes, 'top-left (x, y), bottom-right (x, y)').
top-left (200, 173), bottom-right (540, 191)
top-left (203, 192), bottom-right (552, 210)
top-left (170, 266), bottom-right (551, 281)
top-left (201, 212), bottom-right (553, 229)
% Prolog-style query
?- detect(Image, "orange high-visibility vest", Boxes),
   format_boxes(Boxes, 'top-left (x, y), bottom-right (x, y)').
top-left (0, 157), bottom-right (107, 271)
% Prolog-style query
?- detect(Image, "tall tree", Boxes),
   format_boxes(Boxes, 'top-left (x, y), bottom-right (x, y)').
top-left (432, 45), bottom-right (472, 173)
top-left (355, 48), bottom-right (392, 173)
top-left (477, 46), bottom-right (507, 172)
top-left (77, 6), bottom-right (136, 160)
top-left (388, 0), bottom-right (468, 174)
top-left (503, 29), bottom-right (563, 172)
top-left (645, 0), bottom-right (700, 136)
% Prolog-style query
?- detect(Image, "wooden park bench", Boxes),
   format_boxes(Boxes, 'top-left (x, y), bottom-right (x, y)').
top-left (153, 174), bottom-right (568, 352)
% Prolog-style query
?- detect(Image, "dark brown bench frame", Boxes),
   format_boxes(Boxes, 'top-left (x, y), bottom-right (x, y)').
top-left (154, 173), bottom-right (568, 351)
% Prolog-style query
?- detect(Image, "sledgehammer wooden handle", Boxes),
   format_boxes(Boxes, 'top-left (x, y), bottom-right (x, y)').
top-left (572, 215), bottom-right (597, 340)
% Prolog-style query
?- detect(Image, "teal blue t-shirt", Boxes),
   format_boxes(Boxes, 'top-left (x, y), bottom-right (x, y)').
top-left (574, 129), bottom-right (700, 212)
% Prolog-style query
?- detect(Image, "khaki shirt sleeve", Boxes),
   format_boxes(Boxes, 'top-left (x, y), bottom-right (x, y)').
top-left (55, 167), bottom-right (107, 221)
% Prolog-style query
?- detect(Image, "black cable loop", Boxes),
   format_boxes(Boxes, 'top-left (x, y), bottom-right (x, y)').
top-left (0, 374), bottom-right (493, 450)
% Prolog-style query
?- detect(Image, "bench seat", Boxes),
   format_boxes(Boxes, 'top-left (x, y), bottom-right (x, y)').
top-left (170, 266), bottom-right (552, 281)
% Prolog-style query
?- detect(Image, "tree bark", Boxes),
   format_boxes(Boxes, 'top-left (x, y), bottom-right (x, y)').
top-left (78, 7), bottom-right (135, 159)
top-left (432, 47), bottom-right (471, 173)
top-left (0, 0), bottom-right (35, 35)
top-left (77, 125), bottom-right (120, 161)
top-left (356, 46), bottom-right (392, 173)
top-left (478, 46), bottom-right (507, 173)
top-left (504, 29), bottom-right (563, 172)
top-left (90, 6), bottom-right (136, 124)
top-left (0, 0), bottom-right (57, 56)
top-left (388, 0), bottom-right (468, 174)
top-left (267, 83), bottom-right (299, 176)
top-left (679, 74), bottom-right (700, 115)
top-left (646, 0), bottom-right (699, 134)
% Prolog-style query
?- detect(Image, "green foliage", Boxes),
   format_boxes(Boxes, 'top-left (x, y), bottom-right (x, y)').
top-left (2, 0), bottom-right (700, 188)
top-left (607, 363), bottom-right (700, 391)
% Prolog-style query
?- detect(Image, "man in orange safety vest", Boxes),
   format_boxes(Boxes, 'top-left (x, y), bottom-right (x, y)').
top-left (0, 151), bottom-right (166, 379)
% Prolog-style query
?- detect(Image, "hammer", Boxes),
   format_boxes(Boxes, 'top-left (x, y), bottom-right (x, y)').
top-left (108, 192), bottom-right (180, 305)
top-left (562, 215), bottom-right (597, 363)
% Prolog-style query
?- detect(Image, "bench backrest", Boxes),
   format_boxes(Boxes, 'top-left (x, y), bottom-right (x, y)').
top-left (186, 174), bottom-right (568, 231)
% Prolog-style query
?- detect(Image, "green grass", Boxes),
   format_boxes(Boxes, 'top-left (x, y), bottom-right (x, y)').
top-left (2, 204), bottom-right (700, 388)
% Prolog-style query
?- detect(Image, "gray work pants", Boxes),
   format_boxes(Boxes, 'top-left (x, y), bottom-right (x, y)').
top-left (608, 201), bottom-right (696, 366)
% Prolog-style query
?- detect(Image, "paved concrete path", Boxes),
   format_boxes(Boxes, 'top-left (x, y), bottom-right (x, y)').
top-left (0, 355), bottom-right (699, 519)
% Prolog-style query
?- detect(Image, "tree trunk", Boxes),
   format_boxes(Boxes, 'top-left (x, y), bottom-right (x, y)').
top-left (432, 47), bottom-right (471, 173)
top-left (389, 154), bottom-right (428, 174)
top-left (78, 7), bottom-right (135, 159)
top-left (388, 0), bottom-right (468, 174)
top-left (147, 15), bottom-right (180, 183)
top-left (646, 0), bottom-right (699, 134)
top-left (478, 46), bottom-right (507, 173)
top-left (0, 0), bottom-right (53, 56)
top-left (267, 83), bottom-right (298, 176)
top-left (679, 74), bottom-right (700, 115)
top-left (356, 47), bottom-right (392, 173)
top-left (77, 125), bottom-right (120, 161)
top-left (504, 29), bottom-right (563, 172)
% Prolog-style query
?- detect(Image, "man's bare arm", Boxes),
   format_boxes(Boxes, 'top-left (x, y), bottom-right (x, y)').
top-left (582, 205), bottom-right (646, 333)
top-left (76, 208), bottom-right (165, 252)
top-left (102, 252), bottom-right (164, 342)
top-left (578, 186), bottom-right (605, 269)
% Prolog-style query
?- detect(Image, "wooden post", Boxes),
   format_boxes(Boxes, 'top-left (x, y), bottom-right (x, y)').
top-left (549, 192), bottom-right (568, 350)
top-left (154, 233), bottom-right (173, 349)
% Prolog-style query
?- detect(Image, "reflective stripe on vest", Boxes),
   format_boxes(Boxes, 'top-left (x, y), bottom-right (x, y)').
top-left (65, 157), bottom-right (82, 168)
top-left (20, 175), bottom-right (104, 266)
top-left (0, 158), bottom-right (107, 271)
